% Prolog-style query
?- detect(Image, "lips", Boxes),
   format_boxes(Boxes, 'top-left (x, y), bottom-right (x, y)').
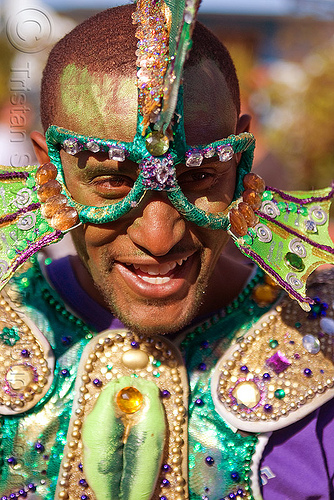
top-left (115, 254), bottom-right (197, 299)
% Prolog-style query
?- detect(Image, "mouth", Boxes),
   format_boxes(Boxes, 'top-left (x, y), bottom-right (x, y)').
top-left (128, 258), bottom-right (188, 284)
top-left (114, 253), bottom-right (197, 299)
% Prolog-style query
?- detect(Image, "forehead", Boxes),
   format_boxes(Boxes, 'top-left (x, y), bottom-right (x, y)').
top-left (56, 59), bottom-right (237, 146)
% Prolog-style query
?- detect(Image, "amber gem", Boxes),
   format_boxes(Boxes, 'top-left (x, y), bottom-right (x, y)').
top-left (238, 202), bottom-right (258, 227)
top-left (36, 162), bottom-right (57, 185)
top-left (242, 189), bottom-right (262, 210)
top-left (41, 194), bottom-right (68, 218)
top-left (252, 283), bottom-right (278, 305)
top-left (37, 180), bottom-right (62, 202)
top-left (243, 172), bottom-right (266, 193)
top-left (51, 207), bottom-right (79, 231)
top-left (229, 208), bottom-right (248, 236)
top-left (116, 386), bottom-right (143, 414)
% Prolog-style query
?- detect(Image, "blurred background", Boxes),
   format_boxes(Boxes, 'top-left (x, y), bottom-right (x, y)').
top-left (0, 0), bottom-right (333, 218)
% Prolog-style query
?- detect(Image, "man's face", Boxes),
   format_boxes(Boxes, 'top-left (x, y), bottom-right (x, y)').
top-left (55, 59), bottom-right (239, 335)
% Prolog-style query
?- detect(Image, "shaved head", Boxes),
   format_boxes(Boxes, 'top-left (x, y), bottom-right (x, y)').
top-left (40, 4), bottom-right (240, 137)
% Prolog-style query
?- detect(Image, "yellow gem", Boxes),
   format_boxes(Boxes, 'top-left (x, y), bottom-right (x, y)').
top-left (6, 364), bottom-right (34, 391)
top-left (116, 386), bottom-right (143, 414)
top-left (121, 349), bottom-right (149, 369)
top-left (232, 381), bottom-right (261, 409)
top-left (145, 131), bottom-right (169, 156)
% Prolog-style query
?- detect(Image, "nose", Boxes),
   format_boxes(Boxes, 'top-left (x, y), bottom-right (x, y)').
top-left (127, 193), bottom-right (186, 256)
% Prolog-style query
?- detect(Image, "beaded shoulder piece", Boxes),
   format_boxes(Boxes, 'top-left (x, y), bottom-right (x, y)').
top-left (56, 329), bottom-right (189, 500)
top-left (211, 270), bottom-right (334, 433)
top-left (0, 285), bottom-right (55, 415)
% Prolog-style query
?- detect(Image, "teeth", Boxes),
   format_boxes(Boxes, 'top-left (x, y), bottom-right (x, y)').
top-left (133, 260), bottom-right (181, 276)
top-left (140, 276), bottom-right (171, 284)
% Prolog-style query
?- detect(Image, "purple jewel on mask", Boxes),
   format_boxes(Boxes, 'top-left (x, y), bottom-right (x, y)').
top-left (62, 138), bottom-right (83, 155)
top-left (141, 155), bottom-right (176, 191)
top-left (266, 350), bottom-right (291, 374)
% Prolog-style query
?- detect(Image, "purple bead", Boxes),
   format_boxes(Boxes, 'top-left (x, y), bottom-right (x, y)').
top-left (162, 464), bottom-right (171, 472)
top-left (237, 489), bottom-right (244, 497)
top-left (200, 341), bottom-right (209, 349)
top-left (79, 479), bottom-right (88, 488)
top-left (27, 484), bottom-right (36, 491)
top-left (61, 336), bottom-right (72, 345)
top-left (161, 390), bottom-right (170, 398)
top-left (264, 404), bottom-right (273, 413)
top-left (61, 369), bottom-right (70, 377)
top-left (161, 478), bottom-right (170, 487)
top-left (81, 496), bottom-right (89, 500)
top-left (228, 493), bottom-right (236, 500)
top-left (93, 379), bottom-right (102, 387)
top-left (34, 442), bottom-right (45, 453)
top-left (294, 353), bottom-right (300, 360)
top-left (20, 349), bottom-right (30, 358)
top-left (304, 368), bottom-right (312, 377)
top-left (231, 471), bottom-right (240, 481)
top-left (195, 398), bottom-right (204, 406)
top-left (198, 363), bottom-right (207, 371)
top-left (240, 365), bottom-right (248, 373)
top-left (131, 341), bottom-right (139, 349)
top-left (205, 456), bottom-right (214, 466)
top-left (289, 340), bottom-right (295, 345)
top-left (160, 497), bottom-right (168, 500)
top-left (9, 494), bottom-right (16, 500)
top-left (78, 462), bottom-right (83, 471)
top-left (262, 372), bottom-right (271, 380)
top-left (18, 491), bottom-right (27, 498)
top-left (1, 496), bottom-right (8, 500)
top-left (7, 457), bottom-right (17, 466)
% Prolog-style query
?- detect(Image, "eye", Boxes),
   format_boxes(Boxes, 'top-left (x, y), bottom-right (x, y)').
top-left (90, 174), bottom-right (133, 199)
top-left (177, 169), bottom-right (218, 192)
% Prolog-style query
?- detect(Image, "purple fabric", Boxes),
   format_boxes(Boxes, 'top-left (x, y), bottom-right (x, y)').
top-left (46, 256), bottom-right (125, 332)
top-left (261, 397), bottom-right (334, 499)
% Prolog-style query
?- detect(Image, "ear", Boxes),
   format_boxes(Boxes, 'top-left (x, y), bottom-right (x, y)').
top-left (236, 114), bottom-right (251, 134)
top-left (30, 131), bottom-right (50, 165)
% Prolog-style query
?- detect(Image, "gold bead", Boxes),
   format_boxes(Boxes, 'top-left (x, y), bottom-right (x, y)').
top-left (58, 491), bottom-right (69, 499)
top-left (121, 349), bottom-right (149, 370)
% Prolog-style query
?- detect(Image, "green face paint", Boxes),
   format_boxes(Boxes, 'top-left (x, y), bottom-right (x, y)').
top-left (59, 63), bottom-right (138, 140)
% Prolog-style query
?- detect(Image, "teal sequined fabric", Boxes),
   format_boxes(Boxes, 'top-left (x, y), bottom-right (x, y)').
top-left (182, 270), bottom-right (276, 500)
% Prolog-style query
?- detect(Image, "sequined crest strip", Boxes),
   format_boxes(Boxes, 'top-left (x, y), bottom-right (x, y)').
top-left (132, 0), bottom-right (171, 134)
top-left (56, 329), bottom-right (189, 500)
